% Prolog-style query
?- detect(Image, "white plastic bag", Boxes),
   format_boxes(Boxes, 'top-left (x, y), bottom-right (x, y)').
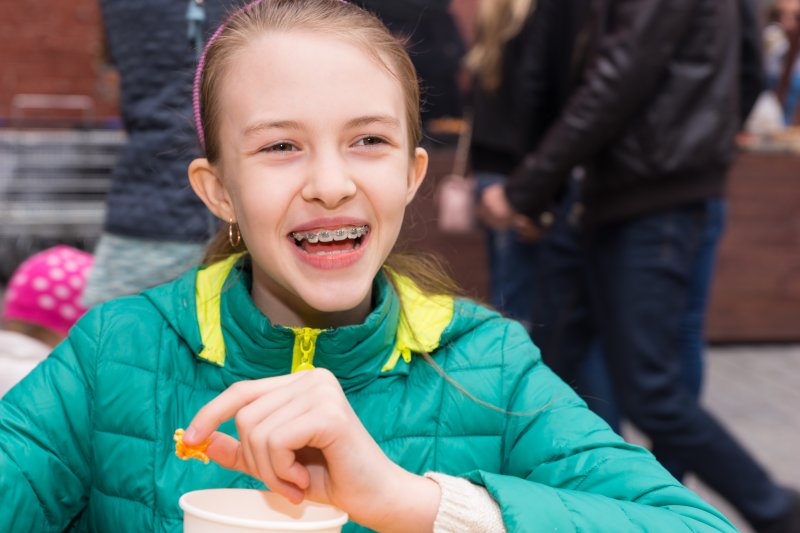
top-left (436, 173), bottom-right (476, 233)
top-left (744, 91), bottom-right (786, 135)
top-left (435, 113), bottom-right (476, 234)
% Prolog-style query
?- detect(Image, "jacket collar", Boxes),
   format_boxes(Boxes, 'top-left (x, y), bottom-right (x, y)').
top-left (145, 255), bottom-right (455, 392)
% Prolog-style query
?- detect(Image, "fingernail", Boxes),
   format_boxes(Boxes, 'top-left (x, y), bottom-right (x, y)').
top-left (184, 426), bottom-right (198, 443)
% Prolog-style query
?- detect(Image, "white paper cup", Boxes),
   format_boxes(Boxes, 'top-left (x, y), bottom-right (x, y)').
top-left (180, 489), bottom-right (348, 533)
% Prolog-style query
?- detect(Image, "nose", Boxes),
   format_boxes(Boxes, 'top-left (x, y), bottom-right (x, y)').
top-left (301, 147), bottom-right (357, 209)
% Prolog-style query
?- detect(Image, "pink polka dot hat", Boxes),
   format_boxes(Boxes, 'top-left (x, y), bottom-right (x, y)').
top-left (2, 246), bottom-right (93, 336)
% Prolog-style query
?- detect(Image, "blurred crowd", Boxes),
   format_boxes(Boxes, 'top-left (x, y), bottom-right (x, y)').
top-left (764, 0), bottom-right (800, 124)
top-left (2, 1), bottom-right (800, 532)
top-left (464, 1), bottom-right (799, 532)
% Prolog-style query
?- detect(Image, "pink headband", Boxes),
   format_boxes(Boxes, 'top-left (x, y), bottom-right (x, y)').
top-left (192, 0), bottom-right (350, 152)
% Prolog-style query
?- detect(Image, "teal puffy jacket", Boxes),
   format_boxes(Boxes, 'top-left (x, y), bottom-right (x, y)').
top-left (0, 257), bottom-right (735, 532)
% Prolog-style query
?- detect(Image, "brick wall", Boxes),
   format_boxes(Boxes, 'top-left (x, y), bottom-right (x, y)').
top-left (0, 0), bottom-right (478, 127)
top-left (0, 0), bottom-right (119, 125)
top-left (0, 0), bottom-right (770, 125)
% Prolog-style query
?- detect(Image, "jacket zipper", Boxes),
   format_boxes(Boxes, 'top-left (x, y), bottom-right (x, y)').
top-left (290, 327), bottom-right (322, 373)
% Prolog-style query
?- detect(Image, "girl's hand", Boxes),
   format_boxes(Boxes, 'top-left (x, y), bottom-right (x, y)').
top-left (182, 369), bottom-right (440, 532)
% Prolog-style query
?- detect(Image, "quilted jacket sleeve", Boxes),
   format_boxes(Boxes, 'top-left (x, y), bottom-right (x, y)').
top-left (0, 307), bottom-right (101, 531)
top-left (466, 320), bottom-right (736, 532)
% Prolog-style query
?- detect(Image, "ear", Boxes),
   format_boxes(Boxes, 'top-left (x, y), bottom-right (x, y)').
top-left (404, 147), bottom-right (429, 205)
top-left (188, 158), bottom-right (236, 222)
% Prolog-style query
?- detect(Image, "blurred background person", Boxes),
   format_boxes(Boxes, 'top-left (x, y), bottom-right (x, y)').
top-left (467, 0), bottom-right (623, 428)
top-left (1, 246), bottom-right (92, 396)
top-left (482, 0), bottom-right (799, 531)
top-left (353, 0), bottom-right (466, 133)
top-left (466, 0), bottom-right (625, 426)
top-left (465, 0), bottom-right (541, 331)
top-left (655, 0), bottom-right (766, 479)
top-left (764, 0), bottom-right (800, 124)
top-left (81, 0), bottom-right (233, 306)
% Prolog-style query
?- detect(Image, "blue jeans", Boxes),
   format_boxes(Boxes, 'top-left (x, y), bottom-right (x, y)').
top-left (475, 172), bottom-right (539, 332)
top-left (680, 197), bottom-right (725, 396)
top-left (653, 197), bottom-right (725, 478)
top-left (580, 198), bottom-right (727, 441)
top-left (532, 195), bottom-right (789, 528)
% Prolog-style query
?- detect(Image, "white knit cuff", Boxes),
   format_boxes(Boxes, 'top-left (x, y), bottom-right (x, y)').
top-left (424, 472), bottom-right (507, 533)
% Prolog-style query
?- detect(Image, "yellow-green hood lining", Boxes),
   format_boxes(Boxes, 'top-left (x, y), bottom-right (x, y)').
top-left (194, 255), bottom-right (453, 371)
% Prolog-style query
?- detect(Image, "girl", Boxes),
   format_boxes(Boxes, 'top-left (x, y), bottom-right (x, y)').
top-left (0, 1), bottom-right (736, 531)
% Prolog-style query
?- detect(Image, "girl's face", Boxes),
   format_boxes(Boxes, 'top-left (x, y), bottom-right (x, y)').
top-left (191, 31), bottom-right (428, 328)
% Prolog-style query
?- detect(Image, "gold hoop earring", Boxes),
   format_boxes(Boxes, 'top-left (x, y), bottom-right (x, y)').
top-left (228, 219), bottom-right (241, 248)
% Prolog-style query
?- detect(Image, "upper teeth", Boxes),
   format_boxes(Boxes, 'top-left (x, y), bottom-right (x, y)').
top-left (292, 225), bottom-right (369, 243)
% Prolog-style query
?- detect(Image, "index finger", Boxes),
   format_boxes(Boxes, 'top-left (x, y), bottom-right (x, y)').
top-left (183, 372), bottom-right (307, 445)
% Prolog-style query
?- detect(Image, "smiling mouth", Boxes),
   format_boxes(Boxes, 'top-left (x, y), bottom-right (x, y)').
top-left (290, 225), bottom-right (370, 255)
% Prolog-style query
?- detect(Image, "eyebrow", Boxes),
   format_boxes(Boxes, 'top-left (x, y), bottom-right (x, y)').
top-left (241, 114), bottom-right (401, 138)
top-left (242, 120), bottom-right (302, 138)
top-left (344, 114), bottom-right (401, 130)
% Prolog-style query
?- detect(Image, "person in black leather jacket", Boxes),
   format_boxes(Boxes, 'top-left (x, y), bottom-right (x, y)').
top-left (482, 1), bottom-right (800, 531)
top-left (501, 1), bottom-right (742, 225)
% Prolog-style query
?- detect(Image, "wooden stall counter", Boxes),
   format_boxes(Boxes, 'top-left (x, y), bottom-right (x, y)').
top-left (707, 150), bottom-right (800, 342)
top-left (401, 147), bottom-right (800, 343)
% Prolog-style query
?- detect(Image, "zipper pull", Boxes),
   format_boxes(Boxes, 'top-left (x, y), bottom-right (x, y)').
top-left (291, 327), bottom-right (321, 373)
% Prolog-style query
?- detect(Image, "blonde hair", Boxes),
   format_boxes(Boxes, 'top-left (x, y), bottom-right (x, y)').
top-left (465, 0), bottom-right (536, 92)
top-left (197, 0), bottom-right (421, 163)
top-left (198, 0), bottom-right (459, 295)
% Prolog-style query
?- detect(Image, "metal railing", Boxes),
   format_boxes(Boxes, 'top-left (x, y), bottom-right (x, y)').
top-left (9, 94), bottom-right (96, 127)
top-left (0, 103), bottom-right (126, 279)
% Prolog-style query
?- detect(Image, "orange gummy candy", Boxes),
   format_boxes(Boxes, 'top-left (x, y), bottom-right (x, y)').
top-left (174, 428), bottom-right (211, 465)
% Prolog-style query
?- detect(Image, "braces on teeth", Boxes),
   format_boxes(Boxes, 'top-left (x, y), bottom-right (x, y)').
top-left (291, 225), bottom-right (370, 243)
